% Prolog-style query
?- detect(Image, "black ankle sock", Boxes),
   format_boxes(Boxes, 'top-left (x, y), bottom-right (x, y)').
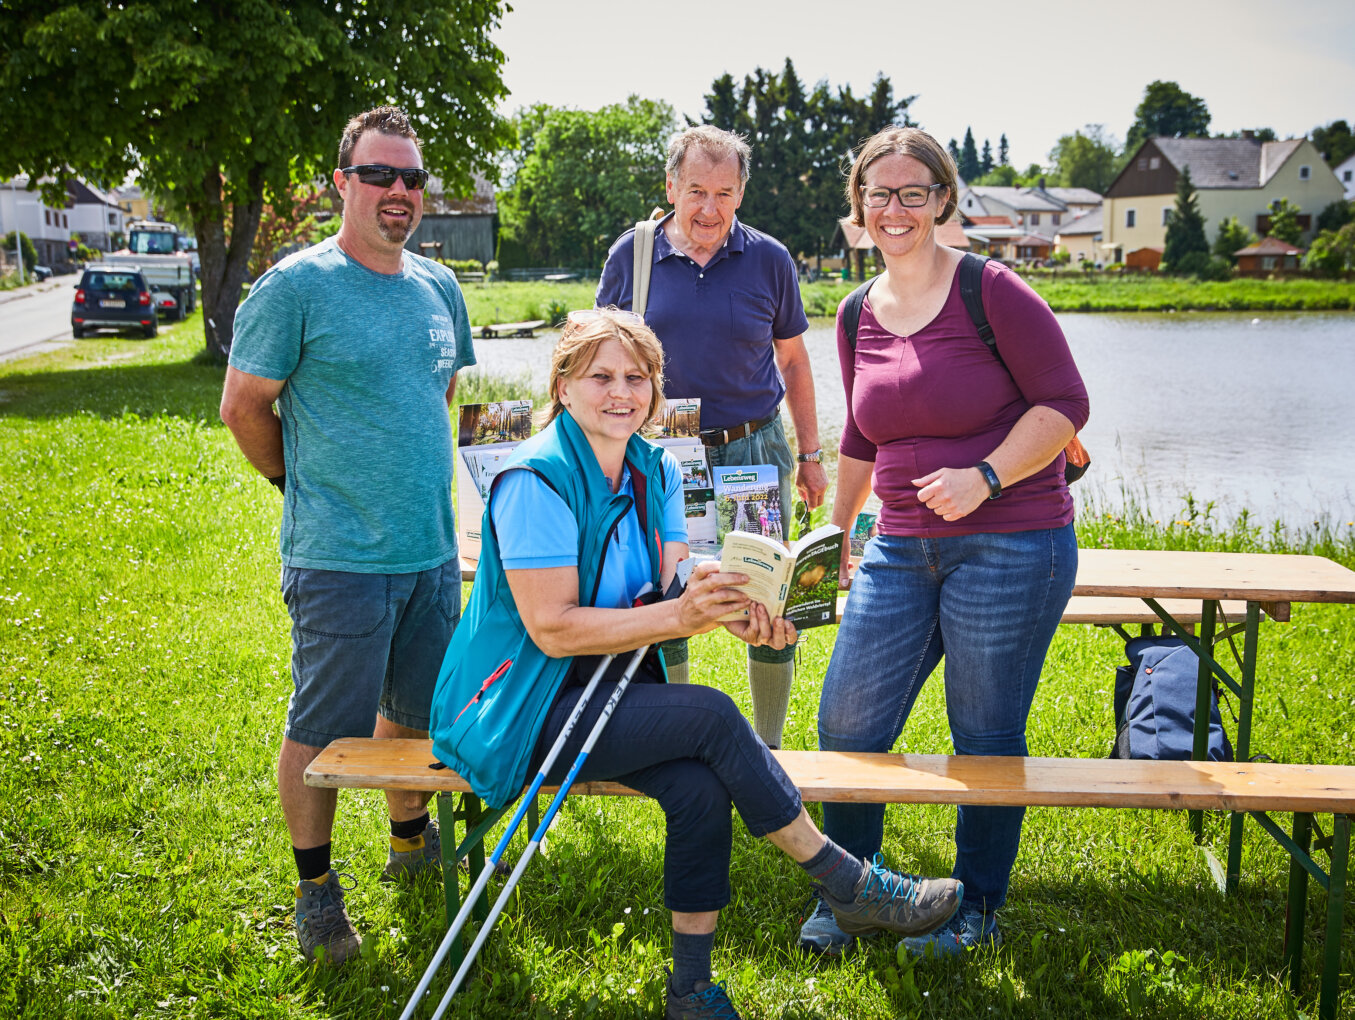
top-left (800, 838), bottom-right (865, 903)
top-left (293, 842), bottom-right (332, 883)
top-left (670, 929), bottom-right (715, 997)
top-left (391, 812), bottom-right (430, 841)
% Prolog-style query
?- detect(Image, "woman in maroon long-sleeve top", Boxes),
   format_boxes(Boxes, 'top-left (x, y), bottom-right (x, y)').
top-left (797, 127), bottom-right (1089, 959)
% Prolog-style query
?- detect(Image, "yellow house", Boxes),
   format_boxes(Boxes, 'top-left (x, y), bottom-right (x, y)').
top-left (1101, 136), bottom-right (1345, 263)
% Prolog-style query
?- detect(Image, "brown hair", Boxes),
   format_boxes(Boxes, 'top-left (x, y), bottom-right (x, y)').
top-left (337, 106), bottom-right (422, 169)
top-left (666, 125), bottom-right (752, 184)
top-left (845, 127), bottom-right (958, 226)
top-left (546, 309), bottom-right (666, 426)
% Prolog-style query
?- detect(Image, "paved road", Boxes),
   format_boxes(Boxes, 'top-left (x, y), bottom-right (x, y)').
top-left (0, 277), bottom-right (80, 360)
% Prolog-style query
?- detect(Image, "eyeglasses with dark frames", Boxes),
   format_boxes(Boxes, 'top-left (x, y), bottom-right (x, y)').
top-left (859, 183), bottom-right (944, 209)
top-left (340, 164), bottom-right (430, 190)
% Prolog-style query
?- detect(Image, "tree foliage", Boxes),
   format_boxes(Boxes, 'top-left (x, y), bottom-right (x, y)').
top-left (496, 97), bottom-right (677, 269)
top-left (1162, 166), bottom-right (1209, 272)
top-left (1311, 119), bottom-right (1355, 166)
top-left (1267, 198), bottom-right (1304, 245)
top-left (4, 231), bottom-right (37, 274)
top-left (958, 128), bottom-right (981, 181)
top-left (1304, 223), bottom-right (1355, 277)
top-left (998, 134), bottom-right (1010, 166)
top-left (700, 60), bottom-right (914, 260)
top-left (1317, 200), bottom-right (1355, 234)
top-left (1048, 125), bottom-right (1120, 193)
top-left (0, 1), bottom-right (511, 358)
top-left (1126, 80), bottom-right (1211, 154)
top-left (1212, 216), bottom-right (1255, 263)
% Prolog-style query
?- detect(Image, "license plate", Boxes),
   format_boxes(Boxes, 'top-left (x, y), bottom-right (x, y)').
top-left (100, 299), bottom-right (125, 308)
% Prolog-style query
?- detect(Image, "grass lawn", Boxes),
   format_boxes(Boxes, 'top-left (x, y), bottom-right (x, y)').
top-left (1, 318), bottom-right (1353, 1018)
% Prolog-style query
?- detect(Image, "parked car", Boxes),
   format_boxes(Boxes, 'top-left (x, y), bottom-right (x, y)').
top-left (151, 290), bottom-right (178, 317)
top-left (71, 265), bottom-right (158, 339)
top-left (31, 265), bottom-right (53, 281)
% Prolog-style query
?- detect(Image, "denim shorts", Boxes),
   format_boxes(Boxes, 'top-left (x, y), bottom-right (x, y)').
top-left (664, 413), bottom-right (797, 667)
top-left (281, 558), bottom-right (462, 747)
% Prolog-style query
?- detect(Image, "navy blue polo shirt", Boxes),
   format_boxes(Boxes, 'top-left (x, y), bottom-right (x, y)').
top-left (595, 215), bottom-right (809, 430)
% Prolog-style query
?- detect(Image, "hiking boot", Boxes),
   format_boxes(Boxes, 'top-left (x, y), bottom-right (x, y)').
top-left (798, 891), bottom-right (864, 957)
top-left (818, 853), bottom-right (962, 937)
top-left (295, 870), bottom-right (361, 965)
top-left (900, 905), bottom-right (1001, 957)
top-left (666, 976), bottom-right (742, 1019)
top-left (381, 819), bottom-right (442, 882)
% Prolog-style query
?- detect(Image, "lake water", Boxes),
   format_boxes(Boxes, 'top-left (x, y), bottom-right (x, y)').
top-left (462, 311), bottom-right (1355, 531)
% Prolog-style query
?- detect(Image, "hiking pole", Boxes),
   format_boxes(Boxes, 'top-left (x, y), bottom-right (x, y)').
top-left (427, 644), bottom-right (651, 1020)
top-left (397, 652), bottom-right (618, 1020)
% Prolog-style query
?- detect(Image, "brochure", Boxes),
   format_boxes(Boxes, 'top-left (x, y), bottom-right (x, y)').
top-left (456, 401), bottom-right (532, 562)
top-left (712, 464), bottom-right (782, 543)
top-left (717, 524), bottom-right (844, 629)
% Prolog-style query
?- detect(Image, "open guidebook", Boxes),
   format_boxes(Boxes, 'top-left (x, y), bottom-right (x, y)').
top-left (714, 523), bottom-right (844, 630)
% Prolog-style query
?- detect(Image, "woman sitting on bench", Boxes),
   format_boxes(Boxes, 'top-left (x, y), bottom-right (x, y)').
top-left (431, 309), bottom-right (962, 1020)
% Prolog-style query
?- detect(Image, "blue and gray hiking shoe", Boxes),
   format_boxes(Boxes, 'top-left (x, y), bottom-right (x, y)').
top-left (381, 819), bottom-right (442, 882)
top-left (900, 905), bottom-right (1001, 957)
top-left (799, 892), bottom-right (865, 956)
top-left (818, 854), bottom-right (962, 937)
top-left (295, 870), bottom-right (361, 965)
top-left (666, 977), bottom-right (742, 1019)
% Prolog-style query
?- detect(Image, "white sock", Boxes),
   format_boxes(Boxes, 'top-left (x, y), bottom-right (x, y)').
top-left (748, 658), bottom-right (794, 748)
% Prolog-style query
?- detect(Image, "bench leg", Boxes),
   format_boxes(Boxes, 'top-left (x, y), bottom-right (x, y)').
top-left (1189, 601), bottom-right (1219, 842)
top-left (1319, 814), bottom-right (1349, 1020)
top-left (1285, 812), bottom-right (1313, 994)
top-left (435, 791), bottom-right (464, 974)
top-left (1225, 601), bottom-right (1262, 894)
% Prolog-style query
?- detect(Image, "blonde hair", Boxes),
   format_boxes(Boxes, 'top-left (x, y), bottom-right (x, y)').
top-left (846, 127), bottom-right (958, 227)
top-left (546, 308), bottom-right (666, 426)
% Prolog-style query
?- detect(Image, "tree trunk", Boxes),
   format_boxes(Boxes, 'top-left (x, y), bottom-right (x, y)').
top-left (192, 166), bottom-right (265, 362)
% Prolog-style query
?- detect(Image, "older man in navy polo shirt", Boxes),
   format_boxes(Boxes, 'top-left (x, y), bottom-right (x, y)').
top-left (596, 124), bottom-right (827, 749)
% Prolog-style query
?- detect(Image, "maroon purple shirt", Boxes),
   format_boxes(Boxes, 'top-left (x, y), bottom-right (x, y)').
top-left (838, 259), bottom-right (1089, 537)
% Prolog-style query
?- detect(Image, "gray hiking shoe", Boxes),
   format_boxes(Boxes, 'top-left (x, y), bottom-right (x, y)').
top-left (381, 819), bottom-right (442, 882)
top-left (798, 892), bottom-right (864, 957)
top-left (818, 853), bottom-right (963, 937)
top-left (294, 870), bottom-right (361, 965)
top-left (666, 975), bottom-right (742, 1019)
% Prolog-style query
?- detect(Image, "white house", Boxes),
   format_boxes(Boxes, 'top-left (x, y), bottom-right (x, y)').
top-left (1335, 153), bottom-right (1355, 201)
top-left (0, 176), bottom-right (72, 267)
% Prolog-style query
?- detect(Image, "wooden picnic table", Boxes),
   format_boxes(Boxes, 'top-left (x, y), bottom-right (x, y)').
top-left (478, 319), bottom-right (547, 339)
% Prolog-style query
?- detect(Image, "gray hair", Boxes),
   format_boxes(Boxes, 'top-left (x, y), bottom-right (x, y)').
top-left (666, 125), bottom-right (752, 184)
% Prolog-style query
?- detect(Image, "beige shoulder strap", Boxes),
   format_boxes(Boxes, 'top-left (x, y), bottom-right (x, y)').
top-left (631, 218), bottom-right (658, 318)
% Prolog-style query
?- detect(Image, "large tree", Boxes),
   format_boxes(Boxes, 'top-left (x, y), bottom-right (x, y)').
top-left (1162, 166), bottom-right (1209, 272)
top-left (496, 97), bottom-right (677, 268)
top-left (1266, 198), bottom-right (1304, 245)
top-left (1312, 119), bottom-right (1355, 167)
top-left (1048, 125), bottom-right (1120, 193)
top-left (1126, 80), bottom-right (1211, 153)
top-left (958, 127), bottom-right (981, 181)
top-left (0, 1), bottom-right (511, 359)
top-left (700, 60), bottom-right (913, 262)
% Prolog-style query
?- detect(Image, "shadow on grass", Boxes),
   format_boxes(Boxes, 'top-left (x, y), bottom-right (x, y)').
top-left (0, 349), bottom-right (227, 423)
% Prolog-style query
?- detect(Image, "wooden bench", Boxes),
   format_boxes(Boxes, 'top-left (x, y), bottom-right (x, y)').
top-left (307, 738), bottom-right (1352, 1018)
top-left (478, 319), bottom-right (547, 339)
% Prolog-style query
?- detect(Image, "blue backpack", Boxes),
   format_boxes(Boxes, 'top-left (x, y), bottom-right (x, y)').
top-left (1110, 635), bottom-right (1233, 761)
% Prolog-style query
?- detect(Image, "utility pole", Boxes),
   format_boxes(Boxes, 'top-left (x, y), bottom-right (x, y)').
top-left (6, 178), bottom-right (24, 284)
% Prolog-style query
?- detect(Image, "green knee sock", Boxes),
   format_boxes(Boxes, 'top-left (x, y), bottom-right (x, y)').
top-left (748, 658), bottom-right (794, 749)
top-left (665, 658), bottom-right (690, 685)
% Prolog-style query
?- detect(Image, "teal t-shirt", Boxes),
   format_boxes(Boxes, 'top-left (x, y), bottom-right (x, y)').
top-left (229, 238), bottom-right (476, 572)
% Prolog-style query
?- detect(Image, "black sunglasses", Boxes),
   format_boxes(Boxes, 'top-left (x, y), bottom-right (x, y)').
top-left (340, 164), bottom-right (430, 190)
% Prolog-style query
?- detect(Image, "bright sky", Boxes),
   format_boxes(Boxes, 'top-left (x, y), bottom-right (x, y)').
top-left (492, 0), bottom-right (1355, 173)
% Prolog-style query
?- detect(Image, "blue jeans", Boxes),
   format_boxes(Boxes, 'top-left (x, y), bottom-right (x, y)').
top-left (281, 559), bottom-right (462, 746)
top-left (818, 524), bottom-right (1077, 914)
top-left (663, 413), bottom-right (797, 667)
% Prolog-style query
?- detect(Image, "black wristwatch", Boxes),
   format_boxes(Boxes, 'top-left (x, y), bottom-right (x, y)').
top-left (975, 461), bottom-right (1002, 500)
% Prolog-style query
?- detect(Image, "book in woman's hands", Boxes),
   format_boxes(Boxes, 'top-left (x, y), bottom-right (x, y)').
top-left (718, 524), bottom-right (844, 629)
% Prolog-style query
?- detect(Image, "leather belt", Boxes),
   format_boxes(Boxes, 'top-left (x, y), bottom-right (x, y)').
top-left (699, 413), bottom-right (777, 448)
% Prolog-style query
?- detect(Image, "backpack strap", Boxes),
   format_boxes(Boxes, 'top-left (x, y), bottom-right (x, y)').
top-left (842, 277), bottom-right (876, 351)
top-left (958, 252), bottom-right (1001, 366)
top-left (631, 219), bottom-right (658, 318)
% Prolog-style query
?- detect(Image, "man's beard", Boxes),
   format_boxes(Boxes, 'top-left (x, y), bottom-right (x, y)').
top-left (377, 216), bottom-right (415, 244)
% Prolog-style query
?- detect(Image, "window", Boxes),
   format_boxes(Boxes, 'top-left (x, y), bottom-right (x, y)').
top-left (1137, 158), bottom-right (1147, 171)
top-left (62, 214), bottom-right (68, 228)
top-left (1030, 213), bottom-right (1040, 226)
top-left (108, 212), bottom-right (116, 225)
top-left (1126, 208), bottom-right (1136, 228)
top-left (1345, 169), bottom-right (1353, 183)
top-left (45, 209), bottom-right (51, 225)
top-left (1299, 165), bottom-right (1311, 180)
top-left (1052, 213), bottom-right (1061, 226)
top-left (1149, 157), bottom-right (1161, 170)
top-left (1163, 207), bottom-right (1173, 226)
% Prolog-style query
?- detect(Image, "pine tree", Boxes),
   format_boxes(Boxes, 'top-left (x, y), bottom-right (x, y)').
top-left (998, 134), bottom-right (1010, 166)
top-left (948, 138), bottom-right (962, 168)
top-left (959, 127), bottom-right (981, 181)
top-left (980, 139), bottom-right (993, 175)
top-left (1162, 166), bottom-right (1210, 273)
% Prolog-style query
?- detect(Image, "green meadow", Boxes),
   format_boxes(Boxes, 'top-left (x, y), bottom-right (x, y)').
top-left (1, 317), bottom-right (1352, 1018)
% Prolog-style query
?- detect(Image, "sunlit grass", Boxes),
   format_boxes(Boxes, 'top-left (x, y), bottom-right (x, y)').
top-left (0, 318), bottom-right (1351, 1017)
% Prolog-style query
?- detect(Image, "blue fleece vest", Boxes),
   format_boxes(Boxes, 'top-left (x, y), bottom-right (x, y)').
top-left (429, 411), bottom-right (670, 808)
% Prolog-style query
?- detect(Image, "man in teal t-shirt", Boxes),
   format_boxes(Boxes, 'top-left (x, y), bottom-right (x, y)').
top-left (220, 106), bottom-right (475, 966)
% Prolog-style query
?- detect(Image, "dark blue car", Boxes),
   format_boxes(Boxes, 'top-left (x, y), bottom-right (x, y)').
top-left (71, 265), bottom-right (158, 339)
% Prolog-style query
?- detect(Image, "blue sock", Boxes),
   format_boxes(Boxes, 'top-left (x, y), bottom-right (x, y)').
top-left (670, 929), bottom-right (715, 996)
top-left (800, 838), bottom-right (865, 902)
